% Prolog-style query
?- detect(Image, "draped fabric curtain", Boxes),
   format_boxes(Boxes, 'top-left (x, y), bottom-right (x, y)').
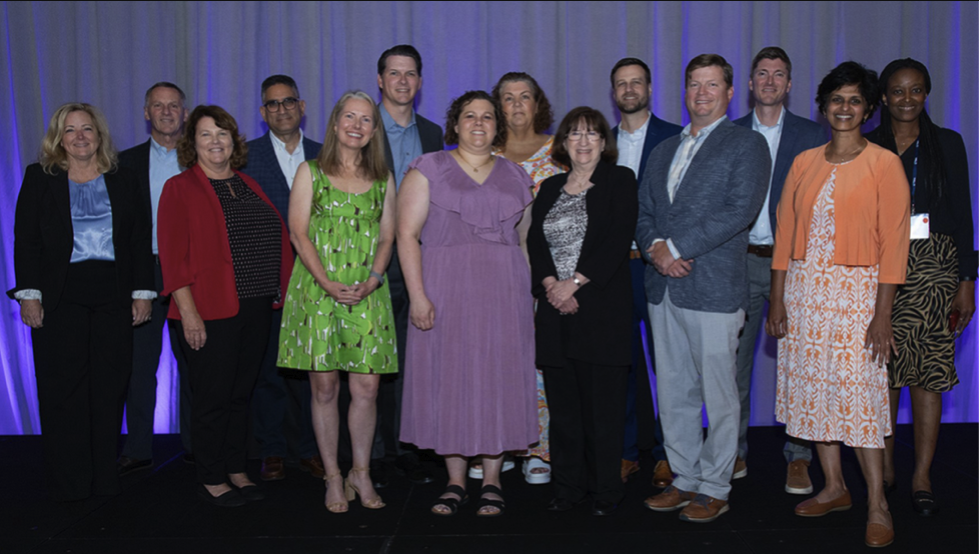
top-left (0, 1), bottom-right (975, 434)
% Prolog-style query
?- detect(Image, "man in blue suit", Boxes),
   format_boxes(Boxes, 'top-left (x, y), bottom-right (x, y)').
top-left (117, 82), bottom-right (193, 474)
top-left (731, 47), bottom-right (825, 494)
top-left (373, 45), bottom-right (444, 487)
top-left (608, 57), bottom-right (681, 490)
top-left (244, 75), bottom-right (324, 482)
top-left (638, 54), bottom-right (770, 523)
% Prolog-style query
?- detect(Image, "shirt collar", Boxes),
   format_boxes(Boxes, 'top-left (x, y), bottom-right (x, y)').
top-left (380, 103), bottom-right (417, 132)
top-left (751, 106), bottom-right (785, 131)
top-left (681, 114), bottom-right (727, 140)
top-left (269, 128), bottom-right (304, 153)
top-left (619, 112), bottom-right (651, 141)
top-left (149, 136), bottom-right (176, 156)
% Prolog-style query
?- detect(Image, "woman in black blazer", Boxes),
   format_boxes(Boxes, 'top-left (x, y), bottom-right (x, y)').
top-left (527, 107), bottom-right (638, 516)
top-left (9, 103), bottom-right (154, 502)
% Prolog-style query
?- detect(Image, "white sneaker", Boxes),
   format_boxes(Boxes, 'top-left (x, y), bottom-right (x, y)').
top-left (468, 459), bottom-right (516, 479)
top-left (522, 457), bottom-right (551, 484)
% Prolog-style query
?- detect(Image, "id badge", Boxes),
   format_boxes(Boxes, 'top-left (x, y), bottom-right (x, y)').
top-left (909, 213), bottom-right (930, 240)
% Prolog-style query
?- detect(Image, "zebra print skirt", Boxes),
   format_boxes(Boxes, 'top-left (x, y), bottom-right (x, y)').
top-left (888, 233), bottom-right (959, 392)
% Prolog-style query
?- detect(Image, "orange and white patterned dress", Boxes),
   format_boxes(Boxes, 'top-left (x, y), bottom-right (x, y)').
top-left (776, 164), bottom-right (892, 449)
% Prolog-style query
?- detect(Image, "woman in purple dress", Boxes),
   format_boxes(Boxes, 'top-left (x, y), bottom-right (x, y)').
top-left (397, 91), bottom-right (537, 517)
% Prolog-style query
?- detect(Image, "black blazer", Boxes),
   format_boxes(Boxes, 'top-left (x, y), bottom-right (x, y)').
top-left (528, 161), bottom-right (638, 367)
top-left (242, 132), bottom-right (324, 223)
top-left (382, 112), bottom-right (444, 172)
top-left (8, 163), bottom-right (155, 311)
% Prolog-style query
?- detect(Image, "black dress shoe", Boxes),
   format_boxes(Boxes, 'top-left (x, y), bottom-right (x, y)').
top-left (591, 500), bottom-right (619, 516)
top-left (547, 498), bottom-right (578, 512)
top-left (912, 490), bottom-right (940, 516)
top-left (117, 456), bottom-right (153, 475)
top-left (396, 453), bottom-right (435, 485)
top-left (370, 462), bottom-right (391, 490)
top-left (197, 485), bottom-right (246, 507)
top-left (235, 484), bottom-right (266, 502)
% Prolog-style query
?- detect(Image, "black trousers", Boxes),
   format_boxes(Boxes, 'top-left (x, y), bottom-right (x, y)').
top-left (373, 248), bottom-right (410, 460)
top-left (31, 261), bottom-right (132, 501)
top-left (173, 297), bottom-right (271, 485)
top-left (542, 360), bottom-right (629, 504)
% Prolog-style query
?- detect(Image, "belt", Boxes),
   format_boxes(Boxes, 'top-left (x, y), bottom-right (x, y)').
top-left (747, 244), bottom-right (773, 258)
top-left (629, 250), bottom-right (643, 260)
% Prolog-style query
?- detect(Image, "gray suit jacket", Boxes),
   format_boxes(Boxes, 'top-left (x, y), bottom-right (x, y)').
top-left (636, 117), bottom-right (771, 313)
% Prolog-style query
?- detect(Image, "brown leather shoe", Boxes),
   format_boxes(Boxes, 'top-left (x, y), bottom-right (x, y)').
top-left (679, 494), bottom-right (729, 522)
top-left (620, 459), bottom-right (640, 483)
top-left (644, 485), bottom-right (695, 512)
top-left (794, 490), bottom-right (852, 517)
top-left (652, 460), bottom-right (674, 488)
top-left (260, 456), bottom-right (285, 481)
top-left (300, 455), bottom-right (325, 479)
top-left (865, 522), bottom-right (895, 547)
top-left (785, 460), bottom-right (813, 494)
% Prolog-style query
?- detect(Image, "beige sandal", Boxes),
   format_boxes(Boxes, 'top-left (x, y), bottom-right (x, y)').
top-left (345, 467), bottom-right (385, 509)
top-left (323, 472), bottom-right (348, 513)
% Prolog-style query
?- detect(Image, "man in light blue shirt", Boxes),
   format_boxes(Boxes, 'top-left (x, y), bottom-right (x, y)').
top-left (117, 82), bottom-right (193, 474)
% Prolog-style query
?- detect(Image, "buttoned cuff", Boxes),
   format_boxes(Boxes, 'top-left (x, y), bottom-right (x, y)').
top-left (14, 289), bottom-right (42, 302)
top-left (132, 290), bottom-right (158, 300)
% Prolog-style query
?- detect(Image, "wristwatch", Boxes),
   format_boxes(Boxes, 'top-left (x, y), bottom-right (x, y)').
top-left (572, 276), bottom-right (582, 287)
top-left (369, 271), bottom-right (385, 286)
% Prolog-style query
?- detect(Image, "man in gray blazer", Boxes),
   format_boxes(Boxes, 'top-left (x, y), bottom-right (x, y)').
top-left (637, 54), bottom-right (770, 523)
top-left (731, 47), bottom-right (826, 494)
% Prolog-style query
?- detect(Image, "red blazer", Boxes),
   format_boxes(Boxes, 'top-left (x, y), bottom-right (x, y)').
top-left (158, 164), bottom-right (292, 320)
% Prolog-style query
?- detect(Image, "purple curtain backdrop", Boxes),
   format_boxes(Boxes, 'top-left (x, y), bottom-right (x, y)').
top-left (0, 1), bottom-right (975, 435)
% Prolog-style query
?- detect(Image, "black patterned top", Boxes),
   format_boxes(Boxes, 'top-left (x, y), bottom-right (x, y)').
top-left (543, 189), bottom-right (589, 280)
top-left (209, 175), bottom-right (282, 300)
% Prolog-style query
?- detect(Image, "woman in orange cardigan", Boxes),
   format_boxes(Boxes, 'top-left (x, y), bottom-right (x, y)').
top-left (766, 62), bottom-right (909, 548)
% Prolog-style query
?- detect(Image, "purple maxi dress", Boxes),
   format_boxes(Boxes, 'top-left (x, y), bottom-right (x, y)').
top-left (400, 151), bottom-right (538, 456)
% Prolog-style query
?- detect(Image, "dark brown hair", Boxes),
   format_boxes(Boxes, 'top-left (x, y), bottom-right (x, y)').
top-left (443, 91), bottom-right (507, 148)
top-left (750, 47), bottom-right (792, 80)
top-left (550, 107), bottom-right (618, 167)
top-left (177, 105), bottom-right (248, 169)
top-left (491, 72), bottom-right (554, 133)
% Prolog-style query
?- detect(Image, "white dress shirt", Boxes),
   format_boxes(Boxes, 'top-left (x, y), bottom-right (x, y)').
top-left (270, 129), bottom-right (306, 190)
top-left (748, 107), bottom-right (784, 246)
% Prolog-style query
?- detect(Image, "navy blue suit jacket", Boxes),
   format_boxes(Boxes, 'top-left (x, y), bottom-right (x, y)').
top-left (733, 109), bottom-right (825, 232)
top-left (611, 113), bottom-right (683, 182)
top-left (242, 132), bottom-right (323, 223)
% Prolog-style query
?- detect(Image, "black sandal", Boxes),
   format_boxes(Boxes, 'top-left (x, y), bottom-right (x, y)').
top-left (911, 490), bottom-right (940, 516)
top-left (431, 484), bottom-right (468, 516)
top-left (476, 484), bottom-right (505, 517)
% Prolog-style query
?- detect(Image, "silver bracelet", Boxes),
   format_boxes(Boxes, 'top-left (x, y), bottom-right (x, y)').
top-left (369, 271), bottom-right (385, 286)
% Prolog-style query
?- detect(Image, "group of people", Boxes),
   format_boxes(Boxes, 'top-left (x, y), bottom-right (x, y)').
top-left (10, 43), bottom-right (974, 549)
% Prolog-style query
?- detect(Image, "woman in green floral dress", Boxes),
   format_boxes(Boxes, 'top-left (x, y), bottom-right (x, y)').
top-left (278, 91), bottom-right (397, 513)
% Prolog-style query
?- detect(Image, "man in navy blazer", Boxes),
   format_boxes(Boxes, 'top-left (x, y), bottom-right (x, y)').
top-left (638, 55), bottom-right (770, 522)
top-left (373, 45), bottom-right (444, 487)
top-left (608, 57), bottom-right (682, 489)
top-left (731, 47), bottom-right (825, 494)
top-left (243, 75), bottom-right (323, 482)
top-left (117, 82), bottom-right (194, 474)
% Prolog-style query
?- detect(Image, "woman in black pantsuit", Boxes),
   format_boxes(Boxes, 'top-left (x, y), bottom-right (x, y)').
top-left (9, 102), bottom-right (154, 502)
top-left (528, 107), bottom-right (638, 516)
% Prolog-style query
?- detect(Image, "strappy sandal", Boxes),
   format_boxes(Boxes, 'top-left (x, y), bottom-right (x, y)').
top-left (431, 484), bottom-right (468, 516)
top-left (345, 467), bottom-right (385, 509)
top-left (323, 472), bottom-right (348, 513)
top-left (475, 484), bottom-right (505, 517)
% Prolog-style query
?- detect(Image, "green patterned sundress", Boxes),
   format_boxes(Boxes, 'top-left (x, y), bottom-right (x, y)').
top-left (277, 161), bottom-right (397, 373)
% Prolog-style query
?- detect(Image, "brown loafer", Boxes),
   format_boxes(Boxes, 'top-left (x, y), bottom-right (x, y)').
top-left (620, 459), bottom-right (640, 483)
top-left (794, 490), bottom-right (852, 517)
top-left (644, 485), bottom-right (695, 512)
top-left (865, 522), bottom-right (895, 548)
top-left (652, 460), bottom-right (673, 488)
top-left (260, 456), bottom-right (285, 481)
top-left (300, 455), bottom-right (325, 479)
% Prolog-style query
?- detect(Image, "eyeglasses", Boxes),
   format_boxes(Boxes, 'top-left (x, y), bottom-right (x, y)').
top-left (263, 97), bottom-right (299, 112)
top-left (568, 130), bottom-right (601, 142)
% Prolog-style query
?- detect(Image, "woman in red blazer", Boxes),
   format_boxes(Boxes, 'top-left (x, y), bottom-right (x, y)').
top-left (158, 105), bottom-right (291, 507)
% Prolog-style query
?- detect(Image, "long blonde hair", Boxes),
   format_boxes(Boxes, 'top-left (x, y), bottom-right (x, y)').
top-left (40, 102), bottom-right (117, 175)
top-left (317, 91), bottom-right (389, 181)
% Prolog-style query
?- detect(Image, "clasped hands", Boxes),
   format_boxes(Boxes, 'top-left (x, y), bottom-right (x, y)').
top-left (647, 241), bottom-right (692, 278)
top-left (543, 277), bottom-right (579, 315)
top-left (322, 277), bottom-right (380, 306)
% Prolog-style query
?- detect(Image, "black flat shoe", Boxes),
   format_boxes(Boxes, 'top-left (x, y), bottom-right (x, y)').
top-left (117, 456), bottom-right (153, 476)
top-left (197, 485), bottom-right (246, 507)
top-left (912, 490), bottom-right (940, 516)
top-left (431, 484), bottom-right (468, 516)
top-left (235, 484), bottom-right (266, 501)
top-left (547, 498), bottom-right (576, 512)
top-left (591, 500), bottom-right (619, 516)
top-left (396, 453), bottom-right (435, 485)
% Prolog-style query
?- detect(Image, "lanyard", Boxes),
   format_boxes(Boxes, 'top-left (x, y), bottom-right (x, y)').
top-left (910, 139), bottom-right (919, 215)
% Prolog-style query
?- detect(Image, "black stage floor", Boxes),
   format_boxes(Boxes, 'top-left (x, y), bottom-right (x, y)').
top-left (2, 424), bottom-right (976, 554)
